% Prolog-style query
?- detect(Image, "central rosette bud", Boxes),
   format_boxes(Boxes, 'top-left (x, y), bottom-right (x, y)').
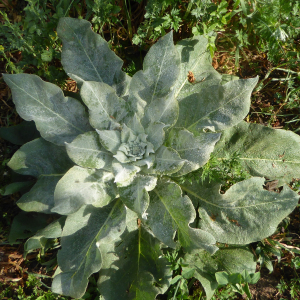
top-left (118, 133), bottom-right (150, 161)
top-left (112, 123), bottom-right (155, 166)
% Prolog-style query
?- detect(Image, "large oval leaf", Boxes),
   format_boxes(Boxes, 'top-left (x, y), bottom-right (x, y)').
top-left (52, 166), bottom-right (117, 215)
top-left (214, 121), bottom-right (300, 185)
top-left (57, 17), bottom-right (130, 96)
top-left (182, 177), bottom-right (299, 244)
top-left (174, 35), bottom-right (222, 102)
top-left (118, 174), bottom-right (157, 217)
top-left (98, 224), bottom-right (171, 300)
top-left (52, 200), bottom-right (126, 299)
top-left (146, 179), bottom-right (218, 254)
top-left (176, 76), bottom-right (258, 133)
top-left (128, 31), bottom-right (180, 126)
top-left (80, 81), bottom-right (128, 130)
top-left (3, 74), bottom-right (92, 145)
top-left (167, 128), bottom-right (221, 176)
top-left (8, 138), bottom-right (73, 213)
top-left (66, 131), bottom-right (113, 170)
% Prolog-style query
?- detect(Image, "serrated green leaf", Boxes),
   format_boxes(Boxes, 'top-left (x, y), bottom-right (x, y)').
top-left (80, 81), bottom-right (127, 130)
top-left (24, 217), bottom-right (66, 256)
top-left (52, 199), bottom-right (126, 299)
top-left (176, 76), bottom-right (258, 133)
top-left (174, 35), bottom-right (221, 102)
top-left (146, 179), bottom-right (217, 253)
top-left (98, 226), bottom-right (171, 300)
top-left (128, 31), bottom-right (180, 125)
top-left (182, 177), bottom-right (299, 244)
top-left (184, 246), bottom-right (256, 300)
top-left (151, 146), bottom-right (184, 175)
top-left (119, 174), bottom-right (157, 217)
top-left (8, 138), bottom-right (73, 213)
top-left (57, 17), bottom-right (130, 96)
top-left (3, 74), bottom-right (92, 145)
top-left (214, 121), bottom-right (300, 185)
top-left (66, 131), bottom-right (113, 170)
top-left (167, 128), bottom-right (221, 176)
top-left (52, 166), bottom-right (117, 215)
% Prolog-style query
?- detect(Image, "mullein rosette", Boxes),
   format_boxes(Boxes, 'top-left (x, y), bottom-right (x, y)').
top-left (3, 17), bottom-right (300, 300)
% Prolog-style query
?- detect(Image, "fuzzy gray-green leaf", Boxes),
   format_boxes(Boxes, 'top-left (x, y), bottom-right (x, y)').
top-left (182, 177), bottom-right (299, 244)
top-left (66, 131), bottom-right (113, 170)
top-left (167, 128), bottom-right (221, 176)
top-left (214, 121), bottom-right (300, 185)
top-left (57, 17), bottom-right (130, 96)
top-left (52, 200), bottom-right (126, 299)
top-left (151, 146), bottom-right (184, 175)
top-left (52, 166), bottom-right (117, 215)
top-left (119, 174), bottom-right (157, 217)
top-left (98, 226), bottom-right (171, 300)
top-left (3, 74), bottom-right (92, 145)
top-left (174, 35), bottom-right (222, 102)
top-left (8, 138), bottom-right (73, 213)
top-left (112, 160), bottom-right (140, 187)
top-left (128, 31), bottom-right (180, 123)
top-left (147, 179), bottom-right (218, 253)
top-left (97, 130), bottom-right (121, 154)
top-left (145, 122), bottom-right (166, 151)
top-left (80, 81), bottom-right (127, 130)
top-left (176, 76), bottom-right (258, 133)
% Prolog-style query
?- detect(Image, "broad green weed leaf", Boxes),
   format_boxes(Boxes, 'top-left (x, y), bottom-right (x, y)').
top-left (182, 177), bottom-right (299, 244)
top-left (57, 17), bottom-right (130, 96)
top-left (66, 131), bottom-right (113, 170)
top-left (119, 174), bottom-right (157, 217)
top-left (214, 121), bottom-right (300, 185)
top-left (147, 179), bottom-right (218, 253)
top-left (8, 138), bottom-right (73, 213)
top-left (176, 76), bottom-right (258, 133)
top-left (98, 226), bottom-right (171, 300)
top-left (3, 74), bottom-right (92, 145)
top-left (167, 128), bottom-right (221, 176)
top-left (80, 81), bottom-right (127, 130)
top-left (128, 31), bottom-right (180, 125)
top-left (52, 200), bottom-right (126, 299)
top-left (184, 246), bottom-right (256, 300)
top-left (52, 166), bottom-right (117, 215)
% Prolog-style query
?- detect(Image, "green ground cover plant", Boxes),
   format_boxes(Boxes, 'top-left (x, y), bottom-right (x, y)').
top-left (2, 16), bottom-right (300, 300)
